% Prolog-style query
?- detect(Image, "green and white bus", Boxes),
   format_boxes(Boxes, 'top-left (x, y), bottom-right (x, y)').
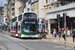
top-left (17, 12), bottom-right (39, 38)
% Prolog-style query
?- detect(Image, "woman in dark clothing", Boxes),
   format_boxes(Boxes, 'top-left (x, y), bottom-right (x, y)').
top-left (72, 29), bottom-right (75, 42)
top-left (51, 28), bottom-right (54, 35)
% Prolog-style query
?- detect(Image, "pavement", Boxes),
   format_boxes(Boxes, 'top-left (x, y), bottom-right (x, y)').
top-left (42, 34), bottom-right (75, 46)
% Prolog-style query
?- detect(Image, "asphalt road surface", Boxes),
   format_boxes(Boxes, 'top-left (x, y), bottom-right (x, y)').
top-left (0, 31), bottom-right (75, 50)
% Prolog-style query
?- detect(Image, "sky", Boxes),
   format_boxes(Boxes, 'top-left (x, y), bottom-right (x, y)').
top-left (0, 0), bottom-right (7, 7)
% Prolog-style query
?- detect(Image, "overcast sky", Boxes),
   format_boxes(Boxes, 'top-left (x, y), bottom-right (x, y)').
top-left (0, 0), bottom-right (7, 7)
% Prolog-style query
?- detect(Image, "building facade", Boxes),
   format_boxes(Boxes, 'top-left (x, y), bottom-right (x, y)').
top-left (15, 0), bottom-right (21, 16)
top-left (24, 0), bottom-right (31, 12)
top-left (19, 0), bottom-right (28, 13)
top-left (0, 7), bottom-right (4, 25)
top-left (7, 0), bottom-right (15, 18)
top-left (31, 0), bottom-right (39, 14)
top-left (38, 0), bottom-right (56, 34)
top-left (46, 0), bottom-right (75, 34)
top-left (15, 0), bottom-right (28, 16)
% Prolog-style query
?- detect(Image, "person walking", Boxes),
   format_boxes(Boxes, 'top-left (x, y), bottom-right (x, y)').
top-left (43, 29), bottom-right (45, 33)
top-left (61, 28), bottom-right (66, 41)
top-left (45, 29), bottom-right (47, 34)
top-left (59, 28), bottom-right (61, 38)
top-left (67, 29), bottom-right (71, 37)
top-left (70, 28), bottom-right (73, 36)
top-left (72, 29), bottom-right (75, 42)
top-left (39, 29), bottom-right (42, 34)
top-left (51, 28), bottom-right (54, 36)
top-left (42, 28), bottom-right (46, 38)
top-left (53, 29), bottom-right (57, 38)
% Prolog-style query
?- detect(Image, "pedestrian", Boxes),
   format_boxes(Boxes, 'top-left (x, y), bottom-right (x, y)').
top-left (42, 29), bottom-right (45, 33)
top-left (67, 29), bottom-right (71, 37)
top-left (72, 29), bottom-right (75, 42)
top-left (61, 28), bottom-right (66, 41)
top-left (66, 27), bottom-right (69, 36)
top-left (59, 28), bottom-right (61, 38)
top-left (53, 29), bottom-right (57, 38)
top-left (45, 29), bottom-right (47, 34)
top-left (47, 29), bottom-right (49, 35)
top-left (51, 28), bottom-right (54, 36)
top-left (39, 29), bottom-right (42, 34)
top-left (70, 28), bottom-right (73, 36)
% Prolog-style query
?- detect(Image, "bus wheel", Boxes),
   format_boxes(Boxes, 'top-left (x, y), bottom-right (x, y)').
top-left (41, 33), bottom-right (46, 39)
top-left (11, 35), bottom-right (12, 36)
top-left (38, 34), bottom-right (42, 39)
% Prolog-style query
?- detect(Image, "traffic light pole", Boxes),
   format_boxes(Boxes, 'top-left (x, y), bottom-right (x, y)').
top-left (64, 13), bottom-right (67, 44)
top-left (57, 14), bottom-right (61, 41)
top-left (58, 22), bottom-right (60, 41)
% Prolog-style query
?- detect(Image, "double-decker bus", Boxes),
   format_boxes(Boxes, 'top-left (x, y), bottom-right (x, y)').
top-left (18, 12), bottom-right (39, 38)
top-left (11, 16), bottom-right (18, 37)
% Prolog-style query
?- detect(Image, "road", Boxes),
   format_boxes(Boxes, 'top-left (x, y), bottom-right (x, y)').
top-left (0, 31), bottom-right (75, 50)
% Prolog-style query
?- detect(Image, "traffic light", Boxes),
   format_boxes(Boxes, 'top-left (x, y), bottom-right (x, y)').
top-left (57, 13), bottom-right (69, 23)
top-left (60, 17), bottom-right (63, 23)
top-left (63, 13), bottom-right (67, 22)
top-left (57, 14), bottom-right (60, 23)
top-left (66, 16), bottom-right (69, 22)
top-left (63, 13), bottom-right (69, 22)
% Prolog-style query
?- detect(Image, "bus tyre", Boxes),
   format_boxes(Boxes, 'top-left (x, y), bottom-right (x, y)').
top-left (40, 35), bottom-right (43, 39)
top-left (42, 33), bottom-right (46, 39)
top-left (19, 37), bottom-right (22, 39)
top-left (11, 35), bottom-right (12, 36)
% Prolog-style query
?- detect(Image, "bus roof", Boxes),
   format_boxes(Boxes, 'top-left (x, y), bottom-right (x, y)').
top-left (22, 12), bottom-right (37, 15)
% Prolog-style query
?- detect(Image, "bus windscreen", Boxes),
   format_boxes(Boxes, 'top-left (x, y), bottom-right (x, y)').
top-left (23, 13), bottom-right (37, 19)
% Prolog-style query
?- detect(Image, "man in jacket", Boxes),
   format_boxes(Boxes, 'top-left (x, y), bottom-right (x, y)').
top-left (72, 29), bottom-right (75, 42)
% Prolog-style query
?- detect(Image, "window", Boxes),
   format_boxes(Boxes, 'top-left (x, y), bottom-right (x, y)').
top-left (11, 3), bottom-right (15, 6)
top-left (11, 27), bottom-right (12, 31)
top-left (52, 0), bottom-right (54, 2)
top-left (49, 7), bottom-right (51, 9)
top-left (23, 25), bottom-right (37, 33)
top-left (49, 0), bottom-right (55, 3)
top-left (12, 17), bottom-right (17, 22)
top-left (46, 8), bottom-right (48, 11)
top-left (24, 13), bottom-right (37, 19)
top-left (18, 15), bottom-right (22, 21)
top-left (54, 6), bottom-right (56, 8)
top-left (12, 8), bottom-right (15, 11)
top-left (13, 26), bottom-right (16, 31)
top-left (55, 3), bottom-right (59, 7)
top-left (46, 0), bottom-right (48, 3)
top-left (17, 0), bottom-right (19, 1)
top-left (18, 26), bottom-right (20, 31)
top-left (12, 13), bottom-right (14, 16)
top-left (2, 11), bottom-right (4, 12)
